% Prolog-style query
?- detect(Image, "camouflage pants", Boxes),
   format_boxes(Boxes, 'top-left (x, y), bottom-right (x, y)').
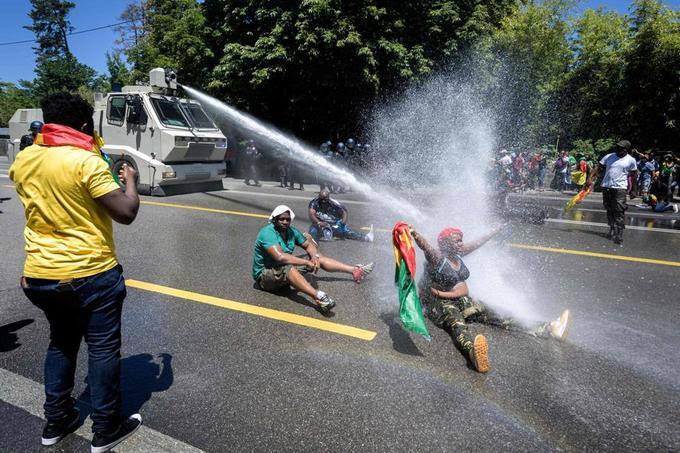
top-left (426, 296), bottom-right (549, 352)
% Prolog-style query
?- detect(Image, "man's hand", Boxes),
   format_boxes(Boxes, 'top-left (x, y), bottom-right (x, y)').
top-left (430, 288), bottom-right (442, 298)
top-left (306, 258), bottom-right (320, 274)
top-left (309, 254), bottom-right (321, 273)
top-left (118, 163), bottom-right (137, 186)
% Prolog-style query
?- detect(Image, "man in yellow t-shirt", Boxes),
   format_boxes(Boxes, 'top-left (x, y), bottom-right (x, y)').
top-left (9, 92), bottom-right (142, 451)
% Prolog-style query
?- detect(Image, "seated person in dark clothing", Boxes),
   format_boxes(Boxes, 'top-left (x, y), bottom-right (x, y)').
top-left (410, 225), bottom-right (571, 373)
top-left (308, 189), bottom-right (374, 242)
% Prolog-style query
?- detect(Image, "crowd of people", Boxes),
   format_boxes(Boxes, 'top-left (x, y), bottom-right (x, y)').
top-left (494, 146), bottom-right (679, 207)
top-left (494, 141), bottom-right (678, 244)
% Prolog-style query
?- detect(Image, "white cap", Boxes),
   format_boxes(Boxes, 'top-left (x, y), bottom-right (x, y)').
top-left (269, 205), bottom-right (295, 221)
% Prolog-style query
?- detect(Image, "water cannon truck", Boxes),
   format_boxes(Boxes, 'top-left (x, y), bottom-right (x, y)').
top-left (7, 68), bottom-right (227, 196)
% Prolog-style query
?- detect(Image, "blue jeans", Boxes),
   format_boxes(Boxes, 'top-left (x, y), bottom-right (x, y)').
top-left (22, 265), bottom-right (126, 434)
top-left (309, 222), bottom-right (365, 241)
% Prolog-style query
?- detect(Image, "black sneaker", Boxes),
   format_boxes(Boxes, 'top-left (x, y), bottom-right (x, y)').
top-left (42, 408), bottom-right (80, 446)
top-left (91, 414), bottom-right (142, 453)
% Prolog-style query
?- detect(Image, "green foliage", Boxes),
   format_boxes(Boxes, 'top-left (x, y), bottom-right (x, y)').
top-left (622, 0), bottom-right (680, 150)
top-left (474, 0), bottom-right (573, 147)
top-left (203, 0), bottom-right (517, 140)
top-left (24, 0), bottom-right (75, 56)
top-left (571, 138), bottom-right (616, 161)
top-left (123, 0), bottom-right (213, 87)
top-left (477, 0), bottom-right (679, 151)
top-left (0, 82), bottom-right (37, 127)
top-left (106, 51), bottom-right (132, 87)
top-left (24, 0), bottom-right (106, 99)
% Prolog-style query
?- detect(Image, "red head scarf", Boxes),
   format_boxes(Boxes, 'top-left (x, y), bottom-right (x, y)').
top-left (437, 227), bottom-right (463, 245)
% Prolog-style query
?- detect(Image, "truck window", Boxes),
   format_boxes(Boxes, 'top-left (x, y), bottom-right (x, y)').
top-left (108, 96), bottom-right (126, 126)
top-left (151, 98), bottom-right (190, 128)
top-left (181, 102), bottom-right (217, 129)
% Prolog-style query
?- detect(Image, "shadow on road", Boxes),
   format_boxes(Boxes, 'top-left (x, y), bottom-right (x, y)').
top-left (380, 312), bottom-right (423, 357)
top-left (76, 353), bottom-right (174, 417)
top-left (0, 319), bottom-right (34, 352)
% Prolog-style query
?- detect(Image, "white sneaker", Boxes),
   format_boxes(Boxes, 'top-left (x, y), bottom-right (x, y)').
top-left (549, 309), bottom-right (571, 341)
top-left (365, 224), bottom-right (374, 242)
top-left (673, 204), bottom-right (679, 213)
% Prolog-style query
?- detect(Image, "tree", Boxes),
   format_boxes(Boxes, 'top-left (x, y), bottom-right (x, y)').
top-left (106, 51), bottom-right (132, 87)
top-left (203, 0), bottom-right (517, 141)
top-left (114, 0), bottom-right (149, 51)
top-left (121, 0), bottom-right (213, 87)
top-left (559, 8), bottom-right (630, 144)
top-left (473, 0), bottom-right (573, 148)
top-left (621, 0), bottom-right (680, 150)
top-left (24, 0), bottom-right (105, 99)
top-left (0, 82), bottom-right (37, 127)
top-left (24, 0), bottom-right (74, 57)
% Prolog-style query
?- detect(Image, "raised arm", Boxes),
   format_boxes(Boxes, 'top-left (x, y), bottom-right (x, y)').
top-left (460, 226), bottom-right (502, 256)
top-left (409, 226), bottom-right (441, 265)
top-left (95, 164), bottom-right (139, 225)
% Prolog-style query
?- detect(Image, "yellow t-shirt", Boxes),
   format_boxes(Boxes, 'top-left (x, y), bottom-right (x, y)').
top-left (9, 144), bottom-right (122, 279)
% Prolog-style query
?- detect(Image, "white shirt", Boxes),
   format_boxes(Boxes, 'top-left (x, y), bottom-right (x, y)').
top-left (599, 153), bottom-right (637, 189)
top-left (499, 155), bottom-right (512, 166)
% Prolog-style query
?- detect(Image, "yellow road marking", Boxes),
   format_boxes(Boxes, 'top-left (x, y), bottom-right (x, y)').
top-left (139, 201), bottom-right (679, 268)
top-left (141, 200), bottom-right (268, 219)
top-left (126, 279), bottom-right (377, 341)
top-left (507, 243), bottom-right (680, 267)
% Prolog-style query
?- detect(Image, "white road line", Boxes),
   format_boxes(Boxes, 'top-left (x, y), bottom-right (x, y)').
top-left (545, 218), bottom-right (680, 234)
top-left (0, 367), bottom-right (204, 452)
top-left (218, 189), bottom-right (372, 205)
top-left (0, 173), bottom-right (9, 179)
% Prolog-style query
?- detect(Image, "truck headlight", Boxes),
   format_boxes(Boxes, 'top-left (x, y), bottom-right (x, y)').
top-left (215, 139), bottom-right (227, 148)
top-left (175, 136), bottom-right (190, 146)
top-left (162, 171), bottom-right (176, 179)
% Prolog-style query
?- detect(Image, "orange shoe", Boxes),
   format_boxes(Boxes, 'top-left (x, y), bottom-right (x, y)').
top-left (470, 335), bottom-right (490, 373)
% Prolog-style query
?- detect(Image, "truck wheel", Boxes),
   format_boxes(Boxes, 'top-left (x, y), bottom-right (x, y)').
top-left (112, 157), bottom-right (138, 190)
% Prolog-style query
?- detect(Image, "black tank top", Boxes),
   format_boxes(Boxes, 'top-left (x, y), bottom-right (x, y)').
top-left (419, 255), bottom-right (470, 296)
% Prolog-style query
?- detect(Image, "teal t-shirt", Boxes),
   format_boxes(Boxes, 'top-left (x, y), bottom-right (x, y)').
top-left (252, 223), bottom-right (307, 280)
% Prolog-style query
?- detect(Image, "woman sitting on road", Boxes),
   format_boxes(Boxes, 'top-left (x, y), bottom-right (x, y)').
top-left (409, 225), bottom-right (571, 373)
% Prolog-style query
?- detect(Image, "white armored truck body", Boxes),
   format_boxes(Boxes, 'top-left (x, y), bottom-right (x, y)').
top-left (7, 68), bottom-right (227, 195)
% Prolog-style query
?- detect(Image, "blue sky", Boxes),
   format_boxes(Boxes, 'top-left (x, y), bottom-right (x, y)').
top-left (0, 0), bottom-right (678, 85)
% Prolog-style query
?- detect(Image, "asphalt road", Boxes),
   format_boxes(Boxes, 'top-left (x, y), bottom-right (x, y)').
top-left (1, 171), bottom-right (679, 452)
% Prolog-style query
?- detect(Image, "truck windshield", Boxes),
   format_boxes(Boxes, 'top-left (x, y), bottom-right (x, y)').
top-left (151, 97), bottom-right (190, 128)
top-left (181, 102), bottom-right (217, 129)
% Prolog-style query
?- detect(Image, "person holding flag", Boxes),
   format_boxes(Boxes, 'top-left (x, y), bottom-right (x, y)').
top-left (408, 225), bottom-right (571, 373)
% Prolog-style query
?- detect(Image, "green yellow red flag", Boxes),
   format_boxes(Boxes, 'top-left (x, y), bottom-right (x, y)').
top-left (565, 185), bottom-right (592, 211)
top-left (393, 222), bottom-right (431, 340)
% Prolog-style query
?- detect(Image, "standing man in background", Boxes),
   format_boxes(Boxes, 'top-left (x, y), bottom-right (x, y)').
top-left (586, 140), bottom-right (638, 245)
top-left (242, 140), bottom-right (261, 186)
top-left (19, 120), bottom-right (43, 151)
top-left (9, 92), bottom-right (142, 452)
